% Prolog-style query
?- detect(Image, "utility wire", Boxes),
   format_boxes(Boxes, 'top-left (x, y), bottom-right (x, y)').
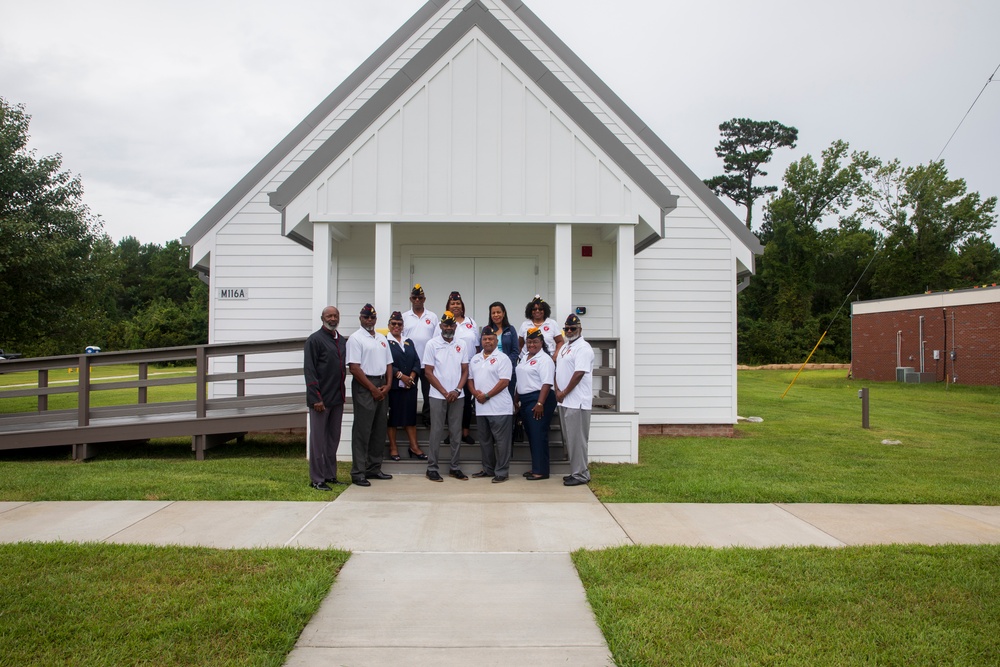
top-left (781, 61), bottom-right (999, 399)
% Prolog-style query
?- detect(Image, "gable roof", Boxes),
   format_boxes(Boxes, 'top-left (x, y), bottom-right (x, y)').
top-left (183, 0), bottom-right (762, 256)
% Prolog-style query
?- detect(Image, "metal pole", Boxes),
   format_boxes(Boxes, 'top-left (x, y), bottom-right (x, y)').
top-left (859, 387), bottom-right (869, 429)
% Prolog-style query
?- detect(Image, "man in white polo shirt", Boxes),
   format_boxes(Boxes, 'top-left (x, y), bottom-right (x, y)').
top-left (401, 283), bottom-right (437, 427)
top-left (554, 313), bottom-right (594, 486)
top-left (346, 303), bottom-right (393, 487)
top-left (468, 325), bottom-right (514, 483)
top-left (422, 311), bottom-right (470, 482)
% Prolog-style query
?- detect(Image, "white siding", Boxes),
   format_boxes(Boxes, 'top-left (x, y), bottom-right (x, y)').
top-left (634, 216), bottom-right (737, 425)
top-left (292, 33), bottom-right (657, 225)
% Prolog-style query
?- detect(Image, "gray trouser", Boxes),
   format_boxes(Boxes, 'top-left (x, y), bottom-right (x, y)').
top-left (477, 414), bottom-right (513, 478)
top-left (351, 377), bottom-right (388, 481)
top-left (558, 406), bottom-right (591, 482)
top-left (428, 397), bottom-right (463, 473)
top-left (309, 402), bottom-right (343, 485)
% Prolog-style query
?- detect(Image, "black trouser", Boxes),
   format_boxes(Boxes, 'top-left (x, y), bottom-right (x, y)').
top-left (350, 376), bottom-right (388, 481)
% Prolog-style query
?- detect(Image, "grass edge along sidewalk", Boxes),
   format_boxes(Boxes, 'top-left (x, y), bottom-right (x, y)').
top-left (575, 543), bottom-right (1000, 667)
top-left (0, 542), bottom-right (349, 667)
top-left (592, 369), bottom-right (1000, 504)
top-left (2, 369), bottom-right (999, 504)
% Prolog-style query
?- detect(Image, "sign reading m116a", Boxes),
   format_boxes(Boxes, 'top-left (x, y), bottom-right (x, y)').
top-left (218, 288), bottom-right (248, 300)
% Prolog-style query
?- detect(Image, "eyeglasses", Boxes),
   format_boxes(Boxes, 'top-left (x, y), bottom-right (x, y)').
top-left (564, 326), bottom-right (579, 332)
top-left (361, 314), bottom-right (376, 319)
top-left (532, 306), bottom-right (544, 311)
top-left (411, 296), bottom-right (425, 300)
top-left (389, 321), bottom-right (403, 326)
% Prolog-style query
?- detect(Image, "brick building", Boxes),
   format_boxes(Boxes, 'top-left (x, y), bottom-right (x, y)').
top-left (851, 287), bottom-right (1000, 386)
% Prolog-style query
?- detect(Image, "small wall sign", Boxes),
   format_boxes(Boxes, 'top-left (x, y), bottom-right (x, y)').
top-left (218, 288), bottom-right (249, 300)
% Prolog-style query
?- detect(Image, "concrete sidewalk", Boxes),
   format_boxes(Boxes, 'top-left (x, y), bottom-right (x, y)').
top-left (3, 479), bottom-right (1000, 666)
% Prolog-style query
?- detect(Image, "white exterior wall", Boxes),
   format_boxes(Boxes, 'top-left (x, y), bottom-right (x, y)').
top-left (208, 195), bottom-right (312, 398)
top-left (193, 0), bottom-right (754, 431)
top-left (634, 216), bottom-right (737, 425)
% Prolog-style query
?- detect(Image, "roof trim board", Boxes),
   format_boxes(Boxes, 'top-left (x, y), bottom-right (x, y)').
top-left (183, 0), bottom-right (763, 256)
top-left (500, 0), bottom-right (762, 254)
top-left (181, 0), bottom-right (448, 247)
top-left (269, 0), bottom-right (679, 220)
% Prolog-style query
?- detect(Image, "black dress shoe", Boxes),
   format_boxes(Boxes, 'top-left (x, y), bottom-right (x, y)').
top-left (526, 474), bottom-right (549, 480)
top-left (426, 471), bottom-right (444, 482)
top-left (310, 482), bottom-right (332, 491)
top-left (471, 470), bottom-right (490, 478)
top-left (461, 434), bottom-right (476, 445)
top-left (353, 478), bottom-right (371, 487)
top-left (563, 475), bottom-right (573, 482)
top-left (523, 471), bottom-right (535, 478)
top-left (366, 472), bottom-right (393, 480)
top-left (491, 476), bottom-right (508, 483)
top-left (325, 479), bottom-right (349, 486)
top-left (563, 477), bottom-right (588, 486)
top-left (449, 469), bottom-right (469, 481)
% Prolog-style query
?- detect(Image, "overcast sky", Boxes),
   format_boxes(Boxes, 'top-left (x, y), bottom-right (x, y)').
top-left (3, 0), bottom-right (998, 246)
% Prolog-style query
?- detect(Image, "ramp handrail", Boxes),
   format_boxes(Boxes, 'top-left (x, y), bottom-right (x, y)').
top-left (0, 338), bottom-right (309, 424)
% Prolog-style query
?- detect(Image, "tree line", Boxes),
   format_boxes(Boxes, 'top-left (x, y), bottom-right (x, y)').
top-left (0, 98), bottom-right (206, 358)
top-left (705, 119), bottom-right (998, 365)
top-left (2, 98), bottom-right (996, 363)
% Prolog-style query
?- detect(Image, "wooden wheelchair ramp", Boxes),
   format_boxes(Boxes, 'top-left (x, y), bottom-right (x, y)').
top-left (0, 339), bottom-right (308, 460)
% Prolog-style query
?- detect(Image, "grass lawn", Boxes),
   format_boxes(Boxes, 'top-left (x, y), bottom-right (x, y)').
top-left (0, 542), bottom-right (349, 667)
top-left (591, 369), bottom-right (1000, 504)
top-left (574, 543), bottom-right (1000, 666)
top-left (0, 434), bottom-right (352, 502)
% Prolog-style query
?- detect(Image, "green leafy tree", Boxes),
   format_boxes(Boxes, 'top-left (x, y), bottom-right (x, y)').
top-left (0, 98), bottom-right (112, 356)
top-left (739, 141), bottom-right (876, 363)
top-left (704, 118), bottom-right (798, 230)
top-left (857, 160), bottom-right (998, 296)
top-left (106, 239), bottom-right (208, 350)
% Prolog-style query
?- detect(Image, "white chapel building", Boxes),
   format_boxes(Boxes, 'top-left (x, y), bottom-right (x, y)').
top-left (182, 0), bottom-right (763, 463)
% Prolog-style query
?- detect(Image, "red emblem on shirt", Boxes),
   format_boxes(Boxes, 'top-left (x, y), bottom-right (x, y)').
top-left (425, 318), bottom-right (431, 325)
top-left (380, 341), bottom-right (386, 347)
top-left (466, 322), bottom-right (473, 328)
top-left (529, 360), bottom-right (537, 366)
top-left (489, 358), bottom-right (496, 365)
top-left (543, 326), bottom-right (550, 332)
top-left (456, 346), bottom-right (462, 353)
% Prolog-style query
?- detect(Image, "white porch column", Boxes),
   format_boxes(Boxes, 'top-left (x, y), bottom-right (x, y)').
top-left (374, 222), bottom-right (393, 323)
top-left (311, 222), bottom-right (337, 315)
top-left (615, 223), bottom-right (635, 413)
top-left (554, 223), bottom-right (573, 321)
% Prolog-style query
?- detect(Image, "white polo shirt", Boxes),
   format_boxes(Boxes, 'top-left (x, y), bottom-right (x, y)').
top-left (555, 336), bottom-right (594, 410)
top-left (469, 348), bottom-right (513, 416)
top-left (402, 308), bottom-right (438, 361)
top-left (518, 318), bottom-right (560, 358)
top-left (346, 327), bottom-right (392, 376)
top-left (515, 350), bottom-right (555, 395)
top-left (423, 336), bottom-right (471, 400)
top-left (454, 316), bottom-right (479, 350)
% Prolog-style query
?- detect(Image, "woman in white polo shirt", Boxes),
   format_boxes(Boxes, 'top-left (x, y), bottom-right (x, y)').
top-left (515, 326), bottom-right (557, 480)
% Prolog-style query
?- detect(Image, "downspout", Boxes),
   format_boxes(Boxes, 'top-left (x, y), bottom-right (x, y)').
top-left (942, 308), bottom-right (947, 386)
top-left (918, 315), bottom-right (926, 374)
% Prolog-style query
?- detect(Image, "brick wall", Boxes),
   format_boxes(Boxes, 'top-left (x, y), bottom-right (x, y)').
top-left (852, 303), bottom-right (999, 386)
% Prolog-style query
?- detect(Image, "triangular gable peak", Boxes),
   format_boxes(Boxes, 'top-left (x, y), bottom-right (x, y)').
top-left (270, 0), bottom-right (677, 240)
top-left (279, 28), bottom-right (665, 242)
top-left (185, 0), bottom-right (762, 268)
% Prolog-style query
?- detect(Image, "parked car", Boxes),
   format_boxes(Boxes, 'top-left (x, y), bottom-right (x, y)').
top-left (0, 348), bottom-right (23, 361)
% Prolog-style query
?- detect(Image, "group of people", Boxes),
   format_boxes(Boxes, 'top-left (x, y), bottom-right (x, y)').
top-left (303, 285), bottom-right (594, 490)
